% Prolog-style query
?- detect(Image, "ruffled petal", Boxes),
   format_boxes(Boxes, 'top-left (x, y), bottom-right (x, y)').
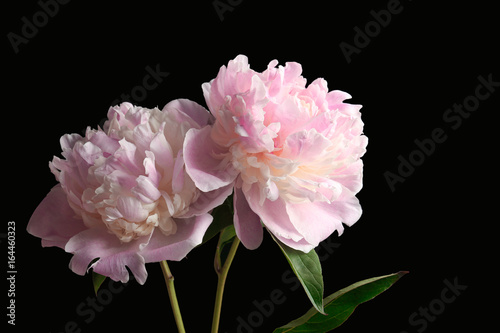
top-left (65, 227), bottom-right (149, 284)
top-left (132, 175), bottom-right (162, 204)
top-left (183, 126), bottom-right (238, 192)
top-left (244, 183), bottom-right (303, 243)
top-left (328, 193), bottom-right (363, 227)
top-left (273, 233), bottom-right (314, 253)
top-left (141, 214), bottom-right (213, 262)
top-left (282, 129), bottom-right (332, 162)
top-left (180, 183), bottom-right (233, 218)
top-left (326, 90), bottom-right (362, 117)
top-left (164, 98), bottom-right (213, 128)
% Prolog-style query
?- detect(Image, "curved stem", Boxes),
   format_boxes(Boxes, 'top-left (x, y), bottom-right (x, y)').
top-left (211, 237), bottom-right (241, 333)
top-left (160, 260), bottom-right (186, 333)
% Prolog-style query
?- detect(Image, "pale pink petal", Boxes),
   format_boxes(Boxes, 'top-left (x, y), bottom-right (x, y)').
top-left (230, 54), bottom-right (250, 71)
top-left (234, 185), bottom-right (263, 250)
top-left (132, 175), bottom-right (162, 204)
top-left (265, 96), bottom-right (305, 146)
top-left (143, 150), bottom-right (160, 186)
top-left (172, 150), bottom-right (185, 194)
top-left (149, 125), bottom-right (174, 172)
top-left (274, 233), bottom-right (314, 253)
top-left (27, 185), bottom-right (86, 248)
top-left (327, 90), bottom-right (362, 117)
top-left (183, 126), bottom-right (238, 192)
top-left (105, 102), bottom-right (134, 126)
top-left (106, 169), bottom-right (137, 191)
top-left (326, 90), bottom-right (352, 106)
top-left (283, 61), bottom-right (304, 85)
top-left (88, 131), bottom-right (120, 156)
top-left (330, 160), bottom-right (364, 193)
top-left (328, 194), bottom-right (363, 227)
top-left (132, 122), bottom-right (154, 153)
top-left (286, 201), bottom-right (343, 246)
top-left (60, 133), bottom-right (83, 150)
top-left (114, 196), bottom-right (150, 223)
top-left (75, 141), bottom-right (102, 165)
top-left (113, 139), bottom-right (143, 175)
top-left (164, 98), bottom-right (213, 127)
top-left (300, 78), bottom-right (328, 105)
top-left (282, 129), bottom-right (332, 162)
top-left (65, 227), bottom-right (149, 284)
top-left (245, 183), bottom-right (303, 243)
top-left (180, 183), bottom-right (233, 218)
top-left (141, 214), bottom-right (213, 262)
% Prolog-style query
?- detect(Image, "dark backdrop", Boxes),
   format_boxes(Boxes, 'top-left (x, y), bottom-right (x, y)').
top-left (4, 1), bottom-right (497, 332)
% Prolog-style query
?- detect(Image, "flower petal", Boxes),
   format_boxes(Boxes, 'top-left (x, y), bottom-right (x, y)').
top-left (234, 185), bottom-right (263, 250)
top-left (245, 183), bottom-right (303, 243)
top-left (149, 125), bottom-right (174, 173)
top-left (110, 196), bottom-right (150, 223)
top-left (273, 233), bottom-right (314, 253)
top-left (183, 126), bottom-right (238, 192)
top-left (164, 98), bottom-right (213, 128)
top-left (282, 129), bottom-right (332, 162)
top-left (141, 214), bottom-right (213, 262)
top-left (327, 90), bottom-right (362, 117)
top-left (172, 150), bottom-right (185, 194)
top-left (132, 175), bottom-right (162, 204)
top-left (180, 183), bottom-right (233, 218)
top-left (328, 193), bottom-right (363, 227)
top-left (60, 133), bottom-right (83, 151)
top-left (286, 201), bottom-right (343, 247)
top-left (65, 227), bottom-right (149, 284)
top-left (27, 185), bottom-right (86, 248)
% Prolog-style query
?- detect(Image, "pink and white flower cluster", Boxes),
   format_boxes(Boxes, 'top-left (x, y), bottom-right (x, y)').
top-left (28, 55), bottom-right (367, 284)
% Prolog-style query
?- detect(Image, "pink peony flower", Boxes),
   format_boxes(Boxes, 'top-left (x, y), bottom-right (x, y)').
top-left (184, 55), bottom-right (368, 252)
top-left (28, 100), bottom-right (232, 284)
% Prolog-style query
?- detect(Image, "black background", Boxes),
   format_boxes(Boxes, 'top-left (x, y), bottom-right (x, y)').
top-left (3, 0), bottom-right (497, 332)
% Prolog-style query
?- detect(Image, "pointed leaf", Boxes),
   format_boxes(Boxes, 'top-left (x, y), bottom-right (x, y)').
top-left (271, 233), bottom-right (325, 314)
top-left (92, 271), bottom-right (107, 295)
top-left (273, 271), bottom-right (408, 333)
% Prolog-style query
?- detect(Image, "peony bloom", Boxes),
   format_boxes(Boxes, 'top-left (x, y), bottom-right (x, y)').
top-left (184, 55), bottom-right (368, 252)
top-left (28, 100), bottom-right (232, 284)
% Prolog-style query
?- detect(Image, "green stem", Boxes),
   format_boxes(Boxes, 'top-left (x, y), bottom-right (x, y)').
top-left (160, 260), bottom-right (186, 333)
top-left (211, 237), bottom-right (241, 333)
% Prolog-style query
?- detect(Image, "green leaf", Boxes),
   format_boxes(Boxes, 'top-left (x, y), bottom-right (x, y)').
top-left (92, 271), bottom-right (107, 295)
top-left (214, 225), bottom-right (237, 272)
top-left (273, 271), bottom-right (409, 333)
top-left (201, 194), bottom-right (234, 245)
top-left (271, 234), bottom-right (325, 314)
